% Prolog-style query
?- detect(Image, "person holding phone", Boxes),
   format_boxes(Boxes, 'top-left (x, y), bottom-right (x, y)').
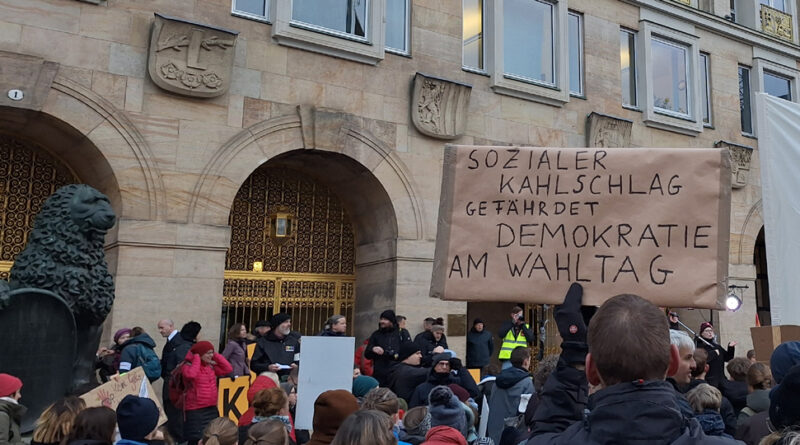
top-left (498, 306), bottom-right (534, 370)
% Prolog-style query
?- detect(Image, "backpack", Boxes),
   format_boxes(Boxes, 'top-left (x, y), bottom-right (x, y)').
top-left (136, 344), bottom-right (162, 382)
top-left (169, 360), bottom-right (191, 410)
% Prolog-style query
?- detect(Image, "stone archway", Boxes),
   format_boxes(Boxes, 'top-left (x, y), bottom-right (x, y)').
top-left (190, 106), bottom-right (425, 340)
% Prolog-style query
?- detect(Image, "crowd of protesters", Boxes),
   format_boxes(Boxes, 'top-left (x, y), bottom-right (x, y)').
top-left (4, 286), bottom-right (800, 445)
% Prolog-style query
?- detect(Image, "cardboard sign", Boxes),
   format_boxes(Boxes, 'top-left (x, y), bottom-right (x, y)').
top-left (81, 367), bottom-right (167, 425)
top-left (218, 376), bottom-right (250, 422)
top-left (295, 337), bottom-right (355, 430)
top-left (431, 146), bottom-right (731, 308)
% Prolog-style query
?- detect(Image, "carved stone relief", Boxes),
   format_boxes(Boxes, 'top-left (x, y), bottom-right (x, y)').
top-left (411, 73), bottom-right (472, 140)
top-left (586, 112), bottom-right (633, 148)
top-left (147, 13), bottom-right (238, 98)
top-left (715, 141), bottom-right (753, 189)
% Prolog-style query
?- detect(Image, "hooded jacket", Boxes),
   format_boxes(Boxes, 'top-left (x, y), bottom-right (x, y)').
top-left (695, 410), bottom-right (729, 437)
top-left (737, 389), bottom-right (770, 426)
top-left (388, 362), bottom-right (429, 402)
top-left (487, 366), bottom-right (533, 444)
top-left (181, 351), bottom-right (233, 410)
top-left (119, 333), bottom-right (158, 372)
top-left (0, 398), bottom-right (25, 445)
top-left (527, 380), bottom-right (742, 445)
top-left (684, 378), bottom-right (738, 436)
top-left (421, 426), bottom-right (467, 445)
top-left (466, 327), bottom-right (494, 368)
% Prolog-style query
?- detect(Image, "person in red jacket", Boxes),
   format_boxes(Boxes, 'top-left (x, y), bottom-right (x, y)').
top-left (182, 341), bottom-right (232, 445)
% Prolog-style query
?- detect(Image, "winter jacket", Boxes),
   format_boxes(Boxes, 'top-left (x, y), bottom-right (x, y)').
top-left (414, 331), bottom-right (449, 367)
top-left (736, 389), bottom-right (770, 427)
top-left (466, 328), bottom-right (494, 368)
top-left (119, 333), bottom-right (159, 372)
top-left (487, 366), bottom-right (533, 444)
top-left (319, 330), bottom-right (343, 336)
top-left (251, 331), bottom-right (301, 377)
top-left (421, 426), bottom-right (467, 445)
top-left (696, 339), bottom-right (735, 389)
top-left (365, 327), bottom-right (408, 385)
top-left (0, 398), bottom-right (25, 445)
top-left (181, 351), bottom-right (233, 410)
top-left (388, 362), bottom-right (429, 402)
top-left (685, 378), bottom-right (738, 436)
top-left (529, 360), bottom-right (588, 436)
top-left (222, 339), bottom-right (249, 377)
top-left (721, 380), bottom-right (748, 415)
top-left (354, 340), bottom-right (374, 377)
top-left (695, 410), bottom-right (730, 437)
top-left (498, 321), bottom-right (534, 347)
top-left (409, 367), bottom-right (481, 408)
top-left (238, 375), bottom-right (278, 427)
top-left (161, 332), bottom-right (191, 379)
top-left (735, 410), bottom-right (770, 445)
top-left (527, 380), bottom-right (742, 445)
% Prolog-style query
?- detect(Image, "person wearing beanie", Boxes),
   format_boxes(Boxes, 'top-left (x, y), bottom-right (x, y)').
top-left (94, 328), bottom-right (132, 382)
top-left (696, 322), bottom-right (736, 389)
top-left (0, 373), bottom-right (25, 445)
top-left (251, 313), bottom-right (301, 378)
top-left (352, 375), bottom-right (379, 399)
top-left (427, 386), bottom-right (468, 439)
top-left (182, 341), bottom-right (233, 445)
top-left (116, 395), bottom-right (159, 445)
top-left (400, 406), bottom-right (432, 445)
top-left (365, 309), bottom-right (410, 386)
top-left (770, 341), bottom-right (800, 385)
top-left (415, 324), bottom-right (449, 368)
top-left (409, 354), bottom-right (480, 408)
top-left (486, 347), bottom-right (533, 444)
top-left (387, 342), bottom-right (428, 403)
top-left (306, 390), bottom-right (359, 445)
top-left (466, 319), bottom-right (494, 374)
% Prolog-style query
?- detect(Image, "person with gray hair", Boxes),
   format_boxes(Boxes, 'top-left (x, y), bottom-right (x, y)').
top-left (320, 315), bottom-right (347, 337)
top-left (669, 329), bottom-right (696, 386)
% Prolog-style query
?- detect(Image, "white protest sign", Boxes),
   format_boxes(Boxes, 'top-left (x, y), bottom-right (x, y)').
top-left (295, 336), bottom-right (355, 430)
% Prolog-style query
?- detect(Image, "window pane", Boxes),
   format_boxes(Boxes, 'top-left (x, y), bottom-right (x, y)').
top-left (503, 0), bottom-right (554, 85)
top-left (700, 53), bottom-right (710, 124)
top-left (739, 66), bottom-right (753, 134)
top-left (386, 0), bottom-right (407, 52)
top-left (292, 0), bottom-right (367, 38)
top-left (234, 0), bottom-right (266, 16)
top-left (568, 13), bottom-right (583, 95)
top-left (652, 38), bottom-right (689, 115)
top-left (463, 0), bottom-right (484, 69)
top-left (620, 31), bottom-right (637, 107)
top-left (764, 72), bottom-right (792, 101)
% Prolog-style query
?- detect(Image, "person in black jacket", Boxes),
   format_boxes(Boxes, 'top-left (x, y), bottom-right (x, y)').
top-left (251, 313), bottom-right (300, 378)
top-left (685, 347), bottom-right (737, 437)
top-left (696, 322), bottom-right (736, 389)
top-left (466, 318), bottom-right (494, 372)
top-left (415, 324), bottom-right (448, 367)
top-left (364, 309), bottom-right (408, 386)
top-left (396, 315), bottom-right (412, 343)
top-left (408, 353), bottom-right (480, 408)
top-left (158, 320), bottom-right (199, 443)
top-left (387, 342), bottom-right (428, 402)
top-left (721, 357), bottom-right (750, 415)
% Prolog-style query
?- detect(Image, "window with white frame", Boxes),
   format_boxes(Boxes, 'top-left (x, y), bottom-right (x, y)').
top-left (764, 71), bottom-right (792, 100)
top-left (620, 29), bottom-right (638, 108)
top-left (292, 0), bottom-right (368, 40)
top-left (700, 52), bottom-right (711, 125)
top-left (651, 37), bottom-right (690, 117)
top-left (385, 0), bottom-right (409, 54)
top-left (232, 0), bottom-right (269, 22)
top-left (568, 11), bottom-right (584, 96)
top-left (739, 65), bottom-right (753, 135)
top-left (462, 0), bottom-right (485, 71)
top-left (760, 0), bottom-right (786, 12)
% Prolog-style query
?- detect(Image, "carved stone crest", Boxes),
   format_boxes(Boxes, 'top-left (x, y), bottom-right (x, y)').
top-left (411, 73), bottom-right (472, 140)
top-left (148, 13), bottom-right (238, 98)
top-left (586, 112), bottom-right (633, 148)
top-left (715, 141), bottom-right (753, 189)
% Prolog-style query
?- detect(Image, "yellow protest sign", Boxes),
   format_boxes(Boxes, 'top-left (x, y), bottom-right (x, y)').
top-left (247, 342), bottom-right (257, 382)
top-left (218, 375), bottom-right (250, 422)
top-left (81, 367), bottom-right (167, 425)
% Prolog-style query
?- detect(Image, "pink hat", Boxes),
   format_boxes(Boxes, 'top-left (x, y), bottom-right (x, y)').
top-left (0, 373), bottom-right (22, 397)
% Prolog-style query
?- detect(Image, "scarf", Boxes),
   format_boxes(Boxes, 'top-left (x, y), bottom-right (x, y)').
top-left (253, 415), bottom-right (292, 433)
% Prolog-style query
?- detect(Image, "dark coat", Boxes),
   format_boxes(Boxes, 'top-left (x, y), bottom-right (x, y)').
top-left (527, 380), bottom-right (742, 445)
top-left (487, 366), bottom-right (533, 443)
top-left (720, 380), bottom-right (748, 415)
top-left (365, 327), bottom-right (407, 385)
top-left (684, 378), bottom-right (738, 436)
top-left (387, 362), bottom-right (429, 402)
top-left (529, 360), bottom-right (588, 436)
top-left (161, 332), bottom-right (191, 379)
top-left (466, 328), bottom-right (494, 368)
top-left (221, 339), bottom-right (249, 377)
top-left (695, 410), bottom-right (730, 437)
top-left (696, 338), bottom-right (735, 388)
top-left (250, 331), bottom-right (301, 377)
top-left (0, 399), bottom-right (25, 445)
top-left (735, 410), bottom-right (770, 445)
top-left (736, 389), bottom-right (770, 427)
top-left (319, 330), bottom-right (344, 336)
top-left (408, 367), bottom-right (480, 408)
top-left (414, 331), bottom-right (449, 367)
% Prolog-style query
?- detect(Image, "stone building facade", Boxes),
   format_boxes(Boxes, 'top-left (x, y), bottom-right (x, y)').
top-left (0, 0), bottom-right (793, 356)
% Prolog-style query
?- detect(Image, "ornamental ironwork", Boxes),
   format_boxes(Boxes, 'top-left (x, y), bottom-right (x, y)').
top-left (761, 4), bottom-right (793, 42)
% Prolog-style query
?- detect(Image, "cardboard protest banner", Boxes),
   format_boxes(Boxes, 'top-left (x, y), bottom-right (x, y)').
top-left (218, 376), bottom-right (250, 422)
top-left (295, 336), bottom-right (355, 430)
top-left (80, 367), bottom-right (167, 425)
top-left (431, 146), bottom-right (731, 308)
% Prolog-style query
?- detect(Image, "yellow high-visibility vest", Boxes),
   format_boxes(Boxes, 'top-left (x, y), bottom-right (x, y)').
top-left (498, 324), bottom-right (530, 360)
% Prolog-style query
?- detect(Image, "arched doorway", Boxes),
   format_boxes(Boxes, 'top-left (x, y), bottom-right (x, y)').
top-left (222, 160), bottom-right (360, 339)
top-left (754, 227), bottom-right (771, 325)
top-left (0, 133), bottom-right (81, 279)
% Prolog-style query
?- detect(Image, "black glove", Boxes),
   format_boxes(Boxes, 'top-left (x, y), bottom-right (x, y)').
top-left (555, 283), bottom-right (589, 366)
top-left (449, 357), bottom-right (463, 371)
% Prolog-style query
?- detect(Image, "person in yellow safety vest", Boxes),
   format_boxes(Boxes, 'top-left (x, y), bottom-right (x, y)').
top-left (498, 306), bottom-right (535, 369)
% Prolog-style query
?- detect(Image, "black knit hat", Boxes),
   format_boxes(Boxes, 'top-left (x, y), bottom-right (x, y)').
top-left (117, 395), bottom-right (159, 441)
top-left (180, 321), bottom-right (201, 341)
top-left (255, 320), bottom-right (271, 328)
top-left (399, 342), bottom-right (421, 362)
top-left (770, 364), bottom-right (800, 430)
top-left (270, 312), bottom-right (291, 327)
top-left (473, 318), bottom-right (484, 326)
top-left (380, 309), bottom-right (398, 326)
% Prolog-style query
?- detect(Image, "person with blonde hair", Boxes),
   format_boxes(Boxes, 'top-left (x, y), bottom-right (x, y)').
top-left (31, 396), bottom-right (86, 445)
top-left (330, 410), bottom-right (397, 445)
top-left (243, 419), bottom-right (289, 445)
top-left (199, 418), bottom-right (237, 445)
top-left (686, 383), bottom-right (731, 438)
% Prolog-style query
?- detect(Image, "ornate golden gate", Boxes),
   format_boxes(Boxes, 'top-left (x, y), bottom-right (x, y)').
top-left (0, 134), bottom-right (80, 280)
top-left (222, 166), bottom-right (356, 339)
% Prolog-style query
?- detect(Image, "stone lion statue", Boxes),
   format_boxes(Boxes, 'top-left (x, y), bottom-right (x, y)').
top-left (0, 184), bottom-right (116, 388)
